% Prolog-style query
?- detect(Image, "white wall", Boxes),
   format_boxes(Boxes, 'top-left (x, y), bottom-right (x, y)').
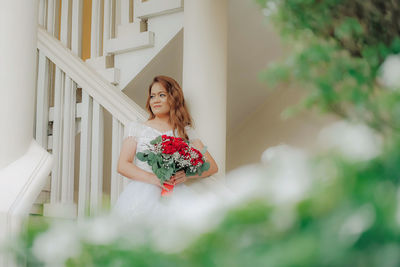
top-left (227, 86), bottom-right (338, 171)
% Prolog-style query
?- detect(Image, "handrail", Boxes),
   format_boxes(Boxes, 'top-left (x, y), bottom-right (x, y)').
top-left (37, 26), bottom-right (148, 126)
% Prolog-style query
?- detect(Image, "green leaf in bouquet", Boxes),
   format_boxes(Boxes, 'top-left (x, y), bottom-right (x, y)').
top-left (155, 167), bottom-right (168, 182)
top-left (165, 168), bottom-right (174, 181)
top-left (152, 162), bottom-right (159, 174)
top-left (148, 153), bottom-right (156, 161)
top-left (196, 162), bottom-right (210, 176)
top-left (200, 145), bottom-right (208, 155)
top-left (201, 162), bottom-right (210, 172)
top-left (150, 135), bottom-right (162, 145)
top-left (159, 168), bottom-right (166, 180)
top-left (186, 171), bottom-right (197, 177)
top-left (136, 152), bottom-right (148, 162)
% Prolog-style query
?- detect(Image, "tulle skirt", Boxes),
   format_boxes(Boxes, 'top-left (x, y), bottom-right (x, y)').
top-left (111, 176), bottom-right (235, 252)
top-left (112, 176), bottom-right (234, 225)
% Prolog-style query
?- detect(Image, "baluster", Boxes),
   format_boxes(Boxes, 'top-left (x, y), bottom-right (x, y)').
top-left (71, 0), bottom-right (83, 57)
top-left (120, 0), bottom-right (131, 25)
top-left (60, 0), bottom-right (77, 217)
top-left (90, 101), bottom-right (104, 215)
top-left (41, 0), bottom-right (62, 215)
top-left (91, 0), bottom-right (103, 57)
top-left (61, 76), bottom-right (76, 205)
top-left (46, 0), bottom-right (59, 126)
top-left (47, 0), bottom-right (60, 37)
top-left (78, 92), bottom-right (93, 217)
top-left (38, 0), bottom-right (46, 27)
top-left (110, 118), bottom-right (124, 205)
top-left (48, 69), bottom-right (64, 205)
top-left (60, 0), bottom-right (72, 48)
top-left (103, 0), bottom-right (112, 55)
top-left (35, 54), bottom-right (50, 148)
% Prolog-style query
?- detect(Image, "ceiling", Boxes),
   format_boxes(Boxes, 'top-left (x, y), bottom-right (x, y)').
top-left (124, 0), bottom-right (284, 133)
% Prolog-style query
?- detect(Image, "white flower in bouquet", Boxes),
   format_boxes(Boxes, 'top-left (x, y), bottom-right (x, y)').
top-left (378, 54), bottom-right (400, 89)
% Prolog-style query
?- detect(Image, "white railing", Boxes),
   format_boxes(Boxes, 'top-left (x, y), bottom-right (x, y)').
top-left (36, 26), bottom-right (148, 218)
top-left (35, 0), bottom-right (150, 217)
top-left (34, 0), bottom-right (183, 218)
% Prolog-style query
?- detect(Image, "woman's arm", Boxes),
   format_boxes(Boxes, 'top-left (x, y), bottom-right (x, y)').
top-left (117, 137), bottom-right (173, 189)
top-left (188, 139), bottom-right (219, 179)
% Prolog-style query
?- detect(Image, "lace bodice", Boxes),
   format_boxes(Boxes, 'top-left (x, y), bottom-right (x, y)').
top-left (123, 121), bottom-right (200, 173)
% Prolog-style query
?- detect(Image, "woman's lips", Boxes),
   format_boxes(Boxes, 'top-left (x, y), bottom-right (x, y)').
top-left (153, 105), bottom-right (161, 108)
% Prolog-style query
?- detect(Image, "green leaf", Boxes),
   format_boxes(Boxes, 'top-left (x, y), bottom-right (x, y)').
top-left (150, 135), bottom-right (162, 145)
top-left (201, 162), bottom-right (210, 173)
top-left (390, 37), bottom-right (400, 54)
top-left (148, 153), bottom-right (155, 161)
top-left (136, 152), bottom-right (147, 162)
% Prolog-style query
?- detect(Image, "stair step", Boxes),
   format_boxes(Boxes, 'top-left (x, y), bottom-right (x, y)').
top-left (86, 55), bottom-right (114, 69)
top-left (104, 31), bottom-right (155, 55)
top-left (34, 190), bottom-right (51, 205)
top-left (117, 22), bottom-right (141, 37)
top-left (96, 68), bottom-right (120, 85)
top-left (136, 0), bottom-right (184, 19)
top-left (49, 102), bottom-right (82, 122)
top-left (30, 203), bottom-right (43, 216)
top-left (42, 175), bottom-right (51, 191)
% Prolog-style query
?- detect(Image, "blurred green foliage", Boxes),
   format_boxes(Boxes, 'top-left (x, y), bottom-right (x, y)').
top-left (10, 0), bottom-right (400, 266)
top-left (257, 0), bottom-right (400, 135)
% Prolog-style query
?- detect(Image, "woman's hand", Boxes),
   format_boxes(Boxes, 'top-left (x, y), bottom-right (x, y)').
top-left (152, 175), bottom-right (174, 191)
top-left (170, 170), bottom-right (187, 185)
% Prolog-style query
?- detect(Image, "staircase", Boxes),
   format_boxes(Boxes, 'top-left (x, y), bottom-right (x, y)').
top-left (30, 0), bottom-right (184, 218)
top-left (85, 0), bottom-right (183, 89)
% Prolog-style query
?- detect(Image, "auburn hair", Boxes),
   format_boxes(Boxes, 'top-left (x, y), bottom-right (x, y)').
top-left (145, 75), bottom-right (194, 141)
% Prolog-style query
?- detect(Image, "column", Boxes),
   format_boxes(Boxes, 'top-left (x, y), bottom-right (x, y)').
top-left (182, 0), bottom-right (228, 179)
top-left (0, 1), bottom-right (53, 265)
top-left (0, 0), bottom-right (38, 168)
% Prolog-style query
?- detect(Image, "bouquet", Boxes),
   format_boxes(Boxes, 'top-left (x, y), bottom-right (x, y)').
top-left (136, 134), bottom-right (210, 196)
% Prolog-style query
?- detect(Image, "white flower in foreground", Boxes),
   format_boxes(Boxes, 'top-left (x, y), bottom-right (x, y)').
top-left (262, 1), bottom-right (278, 17)
top-left (318, 120), bottom-right (383, 161)
top-left (261, 144), bottom-right (313, 205)
top-left (226, 144), bottom-right (313, 207)
top-left (78, 215), bottom-right (121, 245)
top-left (378, 54), bottom-right (400, 89)
top-left (225, 163), bottom-right (272, 209)
top-left (339, 204), bottom-right (375, 244)
top-left (32, 222), bottom-right (81, 266)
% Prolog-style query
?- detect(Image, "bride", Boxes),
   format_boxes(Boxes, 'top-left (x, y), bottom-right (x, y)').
top-left (112, 75), bottom-right (221, 225)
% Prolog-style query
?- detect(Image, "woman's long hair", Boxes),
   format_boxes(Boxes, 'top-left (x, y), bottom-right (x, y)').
top-left (145, 75), bottom-right (194, 140)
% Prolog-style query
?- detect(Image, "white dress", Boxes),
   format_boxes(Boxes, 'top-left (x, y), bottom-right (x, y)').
top-left (112, 121), bottom-right (232, 227)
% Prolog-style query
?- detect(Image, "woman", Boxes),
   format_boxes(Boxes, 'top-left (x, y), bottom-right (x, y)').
top-left (112, 75), bottom-right (219, 223)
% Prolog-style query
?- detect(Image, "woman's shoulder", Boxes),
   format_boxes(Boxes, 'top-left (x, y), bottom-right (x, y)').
top-left (124, 120), bottom-right (145, 139)
top-left (126, 120), bottom-right (144, 130)
top-left (184, 124), bottom-right (200, 141)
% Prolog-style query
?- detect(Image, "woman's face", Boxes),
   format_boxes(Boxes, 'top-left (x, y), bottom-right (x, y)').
top-left (149, 82), bottom-right (171, 116)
